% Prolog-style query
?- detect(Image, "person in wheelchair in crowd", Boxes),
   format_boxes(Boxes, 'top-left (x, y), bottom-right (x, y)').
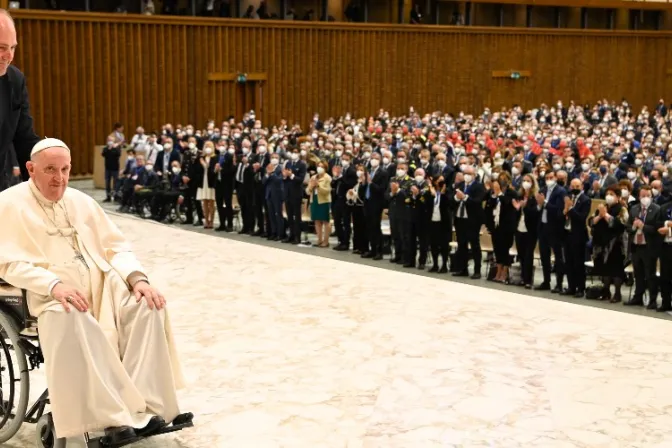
top-left (151, 161), bottom-right (187, 222)
top-left (0, 138), bottom-right (192, 445)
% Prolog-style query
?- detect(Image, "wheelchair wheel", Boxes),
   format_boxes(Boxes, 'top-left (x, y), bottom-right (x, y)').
top-left (35, 413), bottom-right (66, 448)
top-left (0, 312), bottom-right (29, 443)
top-left (175, 203), bottom-right (188, 224)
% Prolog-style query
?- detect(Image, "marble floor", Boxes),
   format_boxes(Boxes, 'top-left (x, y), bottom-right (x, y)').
top-left (9, 211), bottom-right (672, 447)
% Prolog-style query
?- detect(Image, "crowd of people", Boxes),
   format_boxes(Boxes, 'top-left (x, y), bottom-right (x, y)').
top-left (101, 99), bottom-right (672, 313)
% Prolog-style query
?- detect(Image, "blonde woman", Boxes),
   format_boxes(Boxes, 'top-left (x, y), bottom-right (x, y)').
top-left (307, 161), bottom-right (332, 247)
top-left (196, 141), bottom-right (217, 228)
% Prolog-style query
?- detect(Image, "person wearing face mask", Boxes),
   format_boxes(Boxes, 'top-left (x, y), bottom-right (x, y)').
top-left (332, 153), bottom-right (358, 251)
top-left (590, 185), bottom-right (628, 303)
top-left (154, 138), bottom-right (181, 179)
top-left (250, 143), bottom-right (270, 236)
top-left (656, 195), bottom-right (672, 312)
top-left (361, 153), bottom-right (389, 260)
top-left (130, 155), bottom-right (160, 216)
top-left (451, 165), bottom-right (486, 279)
top-left (194, 142), bottom-right (218, 229)
top-left (214, 143), bottom-right (236, 232)
top-left (590, 162), bottom-right (617, 199)
top-left (513, 175), bottom-right (541, 289)
top-left (385, 162), bottom-right (414, 264)
top-left (427, 175), bottom-right (453, 273)
top-left (560, 178), bottom-right (592, 298)
top-left (534, 171), bottom-right (567, 292)
top-left (404, 168), bottom-right (433, 269)
top-left (484, 171), bottom-right (518, 283)
top-left (101, 137), bottom-right (122, 203)
top-left (282, 149), bottom-right (308, 244)
top-left (618, 180), bottom-right (636, 209)
top-left (625, 186), bottom-right (661, 308)
top-left (144, 132), bottom-right (161, 166)
top-left (651, 179), bottom-right (672, 207)
top-left (347, 164), bottom-right (369, 255)
top-left (306, 161), bottom-right (332, 247)
top-left (152, 162), bottom-right (187, 222)
top-left (263, 155), bottom-right (286, 241)
top-left (234, 149), bottom-right (255, 235)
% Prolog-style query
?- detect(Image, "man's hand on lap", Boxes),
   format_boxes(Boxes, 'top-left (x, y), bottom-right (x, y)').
top-left (133, 281), bottom-right (166, 310)
top-left (52, 283), bottom-right (89, 313)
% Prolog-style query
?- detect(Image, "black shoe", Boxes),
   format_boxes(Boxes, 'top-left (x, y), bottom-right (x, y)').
top-left (137, 416), bottom-right (167, 437)
top-left (452, 271), bottom-right (469, 277)
top-left (103, 198), bottom-right (111, 203)
top-left (418, 264), bottom-right (425, 270)
top-left (470, 273), bottom-right (481, 280)
top-left (172, 412), bottom-right (194, 426)
top-left (360, 252), bottom-right (373, 258)
top-left (104, 426), bottom-right (136, 445)
top-left (574, 291), bottom-right (584, 298)
top-left (623, 300), bottom-right (644, 306)
top-left (438, 266), bottom-right (448, 274)
top-left (559, 288), bottom-right (575, 296)
top-left (535, 283), bottom-right (550, 291)
top-left (281, 238), bottom-right (292, 243)
top-left (403, 263), bottom-right (415, 268)
top-left (646, 303), bottom-right (657, 310)
top-left (525, 284), bottom-right (532, 290)
top-left (390, 257), bottom-right (400, 264)
top-left (292, 239), bottom-right (302, 245)
top-left (333, 245), bottom-right (349, 251)
top-left (551, 286), bottom-right (562, 294)
top-left (373, 254), bottom-right (383, 261)
top-left (353, 249), bottom-right (362, 255)
top-left (225, 226), bottom-right (233, 232)
top-left (252, 231), bottom-right (263, 236)
top-left (656, 305), bottom-right (672, 312)
top-left (428, 265), bottom-right (439, 273)
top-left (215, 226), bottom-right (226, 231)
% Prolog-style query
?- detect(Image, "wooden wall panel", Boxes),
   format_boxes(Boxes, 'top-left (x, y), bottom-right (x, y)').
top-left (10, 10), bottom-right (672, 175)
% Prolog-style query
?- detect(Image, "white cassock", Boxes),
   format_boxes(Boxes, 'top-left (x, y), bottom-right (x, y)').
top-left (0, 180), bottom-right (186, 439)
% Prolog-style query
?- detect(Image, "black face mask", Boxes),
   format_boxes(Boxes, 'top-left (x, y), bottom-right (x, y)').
top-left (557, 180), bottom-right (566, 187)
top-left (571, 188), bottom-right (582, 195)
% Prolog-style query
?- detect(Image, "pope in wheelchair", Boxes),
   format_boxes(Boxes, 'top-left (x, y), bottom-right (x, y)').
top-left (0, 138), bottom-right (193, 446)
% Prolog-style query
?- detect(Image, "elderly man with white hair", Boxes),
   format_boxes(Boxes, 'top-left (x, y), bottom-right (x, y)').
top-left (0, 138), bottom-right (193, 444)
top-left (0, 9), bottom-right (41, 190)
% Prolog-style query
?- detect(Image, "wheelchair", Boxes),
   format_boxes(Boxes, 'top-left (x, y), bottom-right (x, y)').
top-left (0, 279), bottom-right (193, 447)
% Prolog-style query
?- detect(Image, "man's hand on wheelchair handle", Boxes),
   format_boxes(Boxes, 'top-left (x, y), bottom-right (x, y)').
top-left (51, 283), bottom-right (89, 313)
top-left (133, 281), bottom-right (166, 310)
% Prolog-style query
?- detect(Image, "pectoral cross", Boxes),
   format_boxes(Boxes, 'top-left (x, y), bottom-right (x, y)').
top-left (74, 252), bottom-right (90, 270)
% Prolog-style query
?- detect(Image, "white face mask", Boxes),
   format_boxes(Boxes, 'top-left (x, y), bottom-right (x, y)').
top-left (228, 148), bottom-right (235, 155)
top-left (627, 171), bottom-right (636, 180)
top-left (165, 143), bottom-right (173, 150)
top-left (242, 147), bottom-right (250, 154)
top-left (553, 164), bottom-right (561, 171)
top-left (145, 165), bottom-right (153, 171)
top-left (511, 167), bottom-right (520, 176)
top-left (415, 175), bottom-right (425, 184)
top-left (398, 158), bottom-right (406, 164)
top-left (546, 180), bottom-right (556, 188)
top-left (357, 171), bottom-right (364, 178)
top-left (464, 174), bottom-right (473, 183)
top-left (565, 162), bottom-right (573, 170)
top-left (396, 169), bottom-right (406, 178)
top-left (336, 150), bottom-right (343, 157)
top-left (317, 167), bottom-right (325, 174)
top-left (621, 188), bottom-right (630, 198)
top-left (204, 148), bottom-right (213, 155)
top-left (605, 195), bottom-right (616, 205)
top-left (581, 163), bottom-right (590, 172)
top-left (342, 161), bottom-right (350, 168)
top-left (291, 153), bottom-right (299, 161)
top-left (270, 158), bottom-right (279, 166)
top-left (522, 181), bottom-right (532, 190)
top-left (172, 167), bottom-right (180, 174)
top-left (300, 150), bottom-right (307, 157)
top-left (127, 156), bottom-right (134, 161)
top-left (370, 159), bottom-right (380, 168)
top-left (635, 159), bottom-right (643, 166)
top-left (438, 160), bottom-right (446, 168)
top-left (653, 188), bottom-right (660, 197)
top-left (382, 157), bottom-right (390, 165)
top-left (640, 197), bottom-right (652, 208)
top-left (258, 146), bottom-right (267, 154)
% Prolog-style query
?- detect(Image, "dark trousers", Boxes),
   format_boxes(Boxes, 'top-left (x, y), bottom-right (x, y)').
top-left (105, 170), bottom-right (119, 199)
top-left (350, 205), bottom-right (367, 252)
top-left (659, 245), bottom-right (672, 309)
top-left (631, 245), bottom-right (658, 303)
top-left (454, 218), bottom-right (482, 274)
top-left (154, 191), bottom-right (180, 220)
top-left (564, 236), bottom-right (587, 293)
top-left (254, 185), bottom-right (267, 233)
top-left (216, 183), bottom-right (233, 228)
top-left (492, 228), bottom-right (514, 267)
top-left (390, 211), bottom-right (411, 262)
top-left (185, 185), bottom-right (203, 224)
top-left (237, 183), bottom-right (254, 232)
top-left (285, 191), bottom-right (303, 241)
top-left (408, 218), bottom-right (428, 266)
top-left (515, 231), bottom-right (537, 285)
top-left (429, 220), bottom-right (449, 268)
top-left (364, 202), bottom-right (383, 255)
top-left (332, 200), bottom-right (347, 246)
top-left (342, 206), bottom-right (353, 247)
top-left (539, 224), bottom-right (564, 286)
top-left (267, 197), bottom-right (284, 238)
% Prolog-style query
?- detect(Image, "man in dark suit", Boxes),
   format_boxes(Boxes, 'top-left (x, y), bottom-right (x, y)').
top-left (215, 146), bottom-right (235, 232)
top-left (154, 139), bottom-right (181, 178)
top-left (656, 202), bottom-right (672, 312)
top-left (561, 178), bottom-right (592, 298)
top-left (234, 149), bottom-right (255, 234)
top-left (252, 146), bottom-right (270, 236)
top-left (333, 153), bottom-right (358, 251)
top-left (330, 165), bottom-right (347, 248)
top-left (0, 12), bottom-right (40, 190)
top-left (385, 163), bottom-right (413, 264)
top-left (361, 152), bottom-right (389, 260)
top-left (626, 185), bottom-right (660, 308)
top-left (535, 171), bottom-right (567, 292)
top-left (451, 165), bottom-right (486, 279)
top-left (263, 154), bottom-right (285, 240)
top-left (282, 148), bottom-right (307, 244)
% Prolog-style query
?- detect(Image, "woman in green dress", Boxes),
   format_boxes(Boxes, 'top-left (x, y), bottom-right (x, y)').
top-left (307, 160), bottom-right (332, 247)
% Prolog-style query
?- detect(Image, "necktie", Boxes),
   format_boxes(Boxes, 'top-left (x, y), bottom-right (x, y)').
top-left (237, 163), bottom-right (244, 183)
top-left (366, 170), bottom-right (374, 199)
top-left (636, 209), bottom-right (647, 244)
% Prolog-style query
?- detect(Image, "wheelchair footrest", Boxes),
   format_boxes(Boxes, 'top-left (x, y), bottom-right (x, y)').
top-left (91, 421), bottom-right (194, 447)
